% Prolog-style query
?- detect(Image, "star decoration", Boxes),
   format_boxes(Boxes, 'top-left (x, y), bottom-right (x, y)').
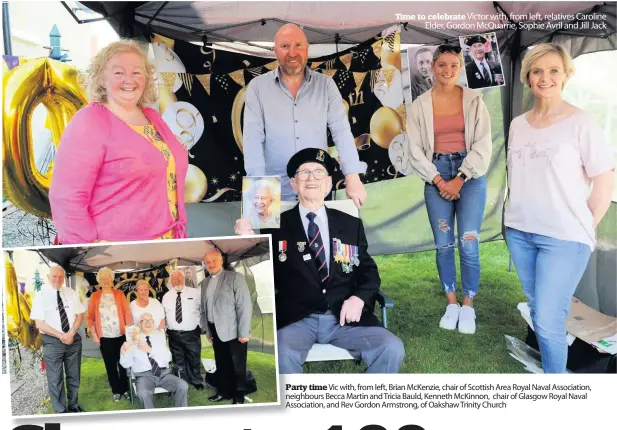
top-left (211, 177), bottom-right (219, 185)
top-left (229, 173), bottom-right (237, 181)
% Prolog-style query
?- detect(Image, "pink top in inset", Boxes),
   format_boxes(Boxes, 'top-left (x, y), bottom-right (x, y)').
top-left (433, 111), bottom-right (466, 154)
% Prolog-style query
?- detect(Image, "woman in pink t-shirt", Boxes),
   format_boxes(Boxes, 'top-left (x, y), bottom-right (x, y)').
top-left (49, 40), bottom-right (188, 244)
top-left (505, 44), bottom-right (615, 373)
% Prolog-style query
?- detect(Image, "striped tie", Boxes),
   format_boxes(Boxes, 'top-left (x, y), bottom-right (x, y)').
top-left (57, 291), bottom-right (70, 333)
top-left (306, 212), bottom-right (329, 283)
top-left (175, 292), bottom-right (183, 323)
top-left (145, 336), bottom-right (162, 376)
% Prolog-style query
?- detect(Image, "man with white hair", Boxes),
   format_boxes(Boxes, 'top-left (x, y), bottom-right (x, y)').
top-left (161, 270), bottom-right (203, 389)
top-left (30, 265), bottom-right (86, 413)
top-left (120, 312), bottom-right (188, 409)
top-left (236, 148), bottom-right (404, 374)
top-left (243, 23), bottom-right (367, 206)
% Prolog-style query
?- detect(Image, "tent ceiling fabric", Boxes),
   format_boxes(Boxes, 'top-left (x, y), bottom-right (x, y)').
top-left (82, 1), bottom-right (614, 45)
top-left (38, 237), bottom-right (269, 272)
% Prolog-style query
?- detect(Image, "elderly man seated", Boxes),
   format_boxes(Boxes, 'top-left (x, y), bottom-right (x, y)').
top-left (236, 148), bottom-right (405, 373)
top-left (120, 312), bottom-right (189, 408)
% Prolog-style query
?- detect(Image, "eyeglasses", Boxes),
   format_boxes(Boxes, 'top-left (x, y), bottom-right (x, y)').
top-left (295, 168), bottom-right (328, 181)
top-left (142, 319), bottom-right (155, 324)
top-left (436, 45), bottom-right (462, 54)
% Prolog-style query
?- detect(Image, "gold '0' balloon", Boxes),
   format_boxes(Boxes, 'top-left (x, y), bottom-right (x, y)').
top-left (2, 58), bottom-right (88, 218)
top-left (4, 253), bottom-right (42, 350)
top-left (5, 253), bottom-right (23, 339)
top-left (369, 106), bottom-right (404, 148)
top-left (184, 164), bottom-right (208, 203)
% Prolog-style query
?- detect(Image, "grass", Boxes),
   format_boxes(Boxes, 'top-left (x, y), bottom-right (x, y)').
top-left (43, 344), bottom-right (277, 414)
top-left (304, 240), bottom-right (529, 373)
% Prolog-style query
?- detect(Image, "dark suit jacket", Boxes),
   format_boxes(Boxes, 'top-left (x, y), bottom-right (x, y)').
top-left (264, 205), bottom-right (381, 330)
top-left (465, 59), bottom-right (503, 89)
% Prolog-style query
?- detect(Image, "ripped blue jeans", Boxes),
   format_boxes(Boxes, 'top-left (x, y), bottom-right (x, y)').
top-left (424, 152), bottom-right (487, 297)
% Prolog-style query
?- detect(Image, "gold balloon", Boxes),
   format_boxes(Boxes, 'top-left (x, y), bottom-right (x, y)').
top-left (231, 87), bottom-right (247, 153)
top-left (184, 164), bottom-right (208, 203)
top-left (2, 58), bottom-right (88, 218)
top-left (4, 253), bottom-right (41, 350)
top-left (380, 50), bottom-right (401, 70)
top-left (5, 253), bottom-right (23, 339)
top-left (158, 82), bottom-right (177, 114)
top-left (369, 107), bottom-right (404, 148)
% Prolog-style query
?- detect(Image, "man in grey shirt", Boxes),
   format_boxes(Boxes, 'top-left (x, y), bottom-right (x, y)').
top-left (243, 23), bottom-right (367, 206)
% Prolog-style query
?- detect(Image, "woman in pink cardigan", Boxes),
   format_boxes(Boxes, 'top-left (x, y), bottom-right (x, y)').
top-left (49, 39), bottom-right (188, 244)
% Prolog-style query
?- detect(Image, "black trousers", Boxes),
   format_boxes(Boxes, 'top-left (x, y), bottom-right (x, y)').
top-left (209, 322), bottom-right (248, 400)
top-left (167, 327), bottom-right (203, 385)
top-left (99, 335), bottom-right (129, 395)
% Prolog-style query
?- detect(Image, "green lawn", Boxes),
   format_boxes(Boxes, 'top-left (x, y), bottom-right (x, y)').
top-left (305, 240), bottom-right (529, 373)
top-left (43, 345), bottom-right (277, 414)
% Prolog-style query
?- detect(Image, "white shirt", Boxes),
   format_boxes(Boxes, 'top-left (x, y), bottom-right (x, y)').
top-left (119, 330), bottom-right (171, 373)
top-left (299, 204), bottom-right (330, 270)
top-left (30, 283), bottom-right (85, 334)
top-left (130, 298), bottom-right (166, 328)
top-left (162, 285), bottom-right (201, 331)
top-left (473, 59), bottom-right (492, 82)
top-left (505, 111), bottom-right (615, 250)
top-left (205, 271), bottom-right (221, 324)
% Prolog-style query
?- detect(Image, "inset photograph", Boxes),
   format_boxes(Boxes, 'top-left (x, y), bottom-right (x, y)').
top-left (241, 176), bottom-right (281, 230)
top-left (4, 236), bottom-right (278, 416)
top-left (459, 32), bottom-right (505, 89)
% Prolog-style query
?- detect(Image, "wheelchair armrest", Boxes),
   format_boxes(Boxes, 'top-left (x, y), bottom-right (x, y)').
top-left (376, 290), bottom-right (394, 309)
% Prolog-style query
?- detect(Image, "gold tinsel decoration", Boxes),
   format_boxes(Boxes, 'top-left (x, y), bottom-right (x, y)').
top-left (322, 69), bottom-right (337, 79)
top-left (160, 72), bottom-right (177, 94)
top-left (340, 53), bottom-right (352, 71)
top-left (371, 40), bottom-right (382, 59)
top-left (395, 103), bottom-right (407, 131)
top-left (353, 72), bottom-right (367, 92)
top-left (179, 73), bottom-right (193, 97)
top-left (383, 69), bottom-right (396, 88)
top-left (228, 70), bottom-right (246, 88)
top-left (196, 74), bottom-right (211, 96)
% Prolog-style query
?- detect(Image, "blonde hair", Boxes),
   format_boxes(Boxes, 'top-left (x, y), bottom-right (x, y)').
top-left (86, 39), bottom-right (158, 107)
top-left (135, 279), bottom-right (150, 290)
top-left (432, 46), bottom-right (463, 66)
top-left (520, 43), bottom-right (575, 88)
top-left (96, 266), bottom-right (115, 284)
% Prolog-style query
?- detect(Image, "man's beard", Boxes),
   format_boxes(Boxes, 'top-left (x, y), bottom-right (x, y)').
top-left (280, 60), bottom-right (305, 76)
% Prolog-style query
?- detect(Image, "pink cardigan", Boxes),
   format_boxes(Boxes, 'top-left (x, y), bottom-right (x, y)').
top-left (49, 103), bottom-right (189, 244)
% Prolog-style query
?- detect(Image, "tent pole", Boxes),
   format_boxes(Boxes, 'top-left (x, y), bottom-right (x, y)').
top-left (2, 1), bottom-right (13, 55)
top-left (144, 1), bottom-right (168, 27)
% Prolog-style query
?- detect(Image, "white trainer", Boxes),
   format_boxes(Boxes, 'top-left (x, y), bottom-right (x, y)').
top-left (439, 304), bottom-right (460, 330)
top-left (458, 305), bottom-right (476, 334)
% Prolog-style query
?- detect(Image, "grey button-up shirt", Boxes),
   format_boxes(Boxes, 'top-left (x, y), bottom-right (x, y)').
top-left (243, 66), bottom-right (367, 199)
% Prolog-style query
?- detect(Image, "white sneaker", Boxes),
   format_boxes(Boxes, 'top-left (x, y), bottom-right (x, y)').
top-left (439, 304), bottom-right (460, 330)
top-left (458, 305), bottom-right (476, 334)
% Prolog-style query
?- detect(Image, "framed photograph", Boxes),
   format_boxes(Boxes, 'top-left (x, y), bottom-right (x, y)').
top-left (241, 176), bottom-right (281, 229)
top-left (459, 32), bottom-right (506, 89)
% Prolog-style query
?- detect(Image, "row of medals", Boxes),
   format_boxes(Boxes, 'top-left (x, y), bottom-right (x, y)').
top-left (278, 239), bottom-right (359, 273)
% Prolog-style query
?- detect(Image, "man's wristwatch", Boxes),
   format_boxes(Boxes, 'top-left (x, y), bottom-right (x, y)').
top-left (457, 171), bottom-right (469, 182)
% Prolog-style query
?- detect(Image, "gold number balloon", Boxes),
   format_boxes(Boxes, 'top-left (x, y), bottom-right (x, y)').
top-left (2, 58), bottom-right (88, 218)
top-left (231, 86), bottom-right (247, 153)
top-left (4, 253), bottom-right (42, 350)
